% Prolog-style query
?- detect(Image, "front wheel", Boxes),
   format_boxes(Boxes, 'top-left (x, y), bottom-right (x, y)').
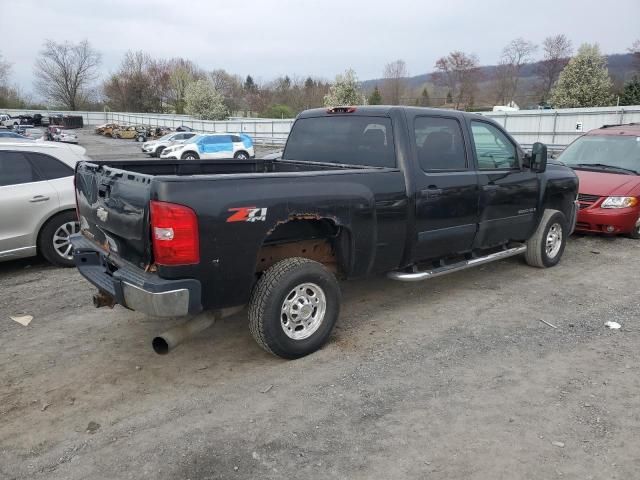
top-left (628, 218), bottom-right (640, 239)
top-left (155, 146), bottom-right (165, 157)
top-left (181, 151), bottom-right (199, 160)
top-left (248, 257), bottom-right (341, 359)
top-left (525, 209), bottom-right (567, 268)
top-left (38, 211), bottom-right (79, 267)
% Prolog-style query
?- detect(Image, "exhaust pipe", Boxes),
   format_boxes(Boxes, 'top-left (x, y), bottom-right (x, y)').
top-left (151, 307), bottom-right (243, 355)
top-left (152, 315), bottom-right (215, 355)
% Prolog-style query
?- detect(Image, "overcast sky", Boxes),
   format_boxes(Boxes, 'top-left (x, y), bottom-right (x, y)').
top-left (2, 0), bottom-right (638, 95)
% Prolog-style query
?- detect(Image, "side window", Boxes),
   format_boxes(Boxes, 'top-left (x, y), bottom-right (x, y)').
top-left (184, 133), bottom-right (196, 140)
top-left (27, 152), bottom-right (73, 180)
top-left (0, 151), bottom-right (40, 186)
top-left (231, 135), bottom-right (242, 143)
top-left (470, 121), bottom-right (518, 170)
top-left (414, 116), bottom-right (467, 171)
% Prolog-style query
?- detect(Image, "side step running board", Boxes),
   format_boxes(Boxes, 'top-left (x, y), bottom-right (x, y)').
top-left (387, 245), bottom-right (527, 282)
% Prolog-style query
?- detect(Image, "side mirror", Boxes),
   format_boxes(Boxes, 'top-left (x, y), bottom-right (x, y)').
top-left (530, 142), bottom-right (547, 173)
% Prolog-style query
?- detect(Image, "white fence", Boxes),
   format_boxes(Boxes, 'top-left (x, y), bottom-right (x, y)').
top-left (3, 105), bottom-right (640, 147)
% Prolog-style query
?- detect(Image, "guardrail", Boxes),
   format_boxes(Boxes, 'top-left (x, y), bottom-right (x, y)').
top-left (3, 105), bottom-right (639, 147)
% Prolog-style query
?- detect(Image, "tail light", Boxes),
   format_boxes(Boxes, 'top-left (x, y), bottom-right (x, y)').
top-left (150, 201), bottom-right (199, 266)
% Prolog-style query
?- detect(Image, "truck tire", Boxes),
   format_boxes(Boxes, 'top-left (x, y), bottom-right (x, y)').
top-left (525, 209), bottom-right (567, 268)
top-left (248, 257), bottom-right (341, 359)
top-left (38, 211), bottom-right (79, 268)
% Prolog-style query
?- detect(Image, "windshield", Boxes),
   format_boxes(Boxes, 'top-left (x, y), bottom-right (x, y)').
top-left (186, 134), bottom-right (203, 144)
top-left (282, 116), bottom-right (396, 167)
top-left (157, 133), bottom-right (175, 141)
top-left (559, 135), bottom-right (640, 173)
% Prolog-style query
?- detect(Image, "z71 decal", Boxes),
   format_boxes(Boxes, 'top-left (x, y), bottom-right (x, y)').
top-left (226, 207), bottom-right (268, 223)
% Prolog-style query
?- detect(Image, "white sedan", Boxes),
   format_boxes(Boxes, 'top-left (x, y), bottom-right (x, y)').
top-left (160, 133), bottom-right (255, 160)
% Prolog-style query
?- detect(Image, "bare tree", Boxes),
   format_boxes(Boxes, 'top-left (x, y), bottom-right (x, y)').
top-left (434, 51), bottom-right (480, 109)
top-left (0, 51), bottom-right (10, 86)
top-left (167, 58), bottom-right (201, 114)
top-left (629, 39), bottom-right (640, 72)
top-left (536, 34), bottom-right (573, 102)
top-left (499, 38), bottom-right (537, 104)
top-left (381, 60), bottom-right (407, 104)
top-left (34, 40), bottom-right (101, 110)
top-left (210, 69), bottom-right (244, 113)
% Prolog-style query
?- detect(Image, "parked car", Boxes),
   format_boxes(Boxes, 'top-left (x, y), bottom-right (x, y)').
top-left (32, 113), bottom-right (49, 127)
top-left (112, 125), bottom-right (141, 139)
top-left (15, 127), bottom-right (45, 140)
top-left (557, 123), bottom-right (640, 238)
top-left (160, 133), bottom-right (254, 159)
top-left (95, 123), bottom-right (119, 136)
top-left (47, 126), bottom-right (78, 144)
top-left (176, 125), bottom-right (195, 132)
top-left (0, 114), bottom-right (22, 128)
top-left (136, 126), bottom-right (173, 143)
top-left (0, 131), bottom-right (32, 141)
top-left (0, 142), bottom-right (89, 266)
top-left (71, 106), bottom-right (578, 358)
top-left (141, 132), bottom-right (197, 157)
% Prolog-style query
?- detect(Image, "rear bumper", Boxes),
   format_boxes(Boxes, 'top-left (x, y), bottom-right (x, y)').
top-left (575, 206), bottom-right (640, 234)
top-left (71, 234), bottom-right (202, 317)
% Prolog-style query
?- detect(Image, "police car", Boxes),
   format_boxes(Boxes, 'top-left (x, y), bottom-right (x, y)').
top-left (160, 133), bottom-right (254, 160)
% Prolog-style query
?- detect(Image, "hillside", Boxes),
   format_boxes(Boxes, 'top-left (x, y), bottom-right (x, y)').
top-left (361, 53), bottom-right (636, 107)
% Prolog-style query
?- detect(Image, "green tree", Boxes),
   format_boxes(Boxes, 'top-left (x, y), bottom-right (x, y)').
top-left (620, 76), bottom-right (640, 106)
top-left (368, 85), bottom-right (382, 105)
top-left (324, 69), bottom-right (363, 106)
top-left (244, 75), bottom-right (257, 92)
top-left (184, 79), bottom-right (228, 120)
top-left (550, 44), bottom-right (614, 108)
top-left (261, 104), bottom-right (294, 118)
top-left (416, 87), bottom-right (430, 106)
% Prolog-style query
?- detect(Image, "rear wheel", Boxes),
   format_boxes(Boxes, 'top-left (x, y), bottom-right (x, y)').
top-left (248, 257), bottom-right (340, 359)
top-left (181, 151), bottom-right (199, 160)
top-left (137, 135), bottom-right (145, 142)
top-left (234, 151), bottom-right (249, 160)
top-left (38, 211), bottom-right (79, 268)
top-left (525, 209), bottom-right (567, 268)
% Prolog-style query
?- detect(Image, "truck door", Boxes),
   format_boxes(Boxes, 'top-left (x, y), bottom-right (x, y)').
top-left (468, 120), bottom-right (539, 247)
top-left (412, 115), bottom-right (479, 261)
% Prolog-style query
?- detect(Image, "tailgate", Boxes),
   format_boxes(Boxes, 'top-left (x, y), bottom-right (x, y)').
top-left (75, 161), bottom-right (153, 267)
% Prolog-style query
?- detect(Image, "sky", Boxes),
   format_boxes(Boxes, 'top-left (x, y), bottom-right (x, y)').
top-left (1, 0), bottom-right (639, 97)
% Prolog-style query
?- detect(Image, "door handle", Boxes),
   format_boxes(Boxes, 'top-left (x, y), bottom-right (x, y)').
top-left (419, 187), bottom-right (443, 198)
top-left (29, 195), bottom-right (50, 203)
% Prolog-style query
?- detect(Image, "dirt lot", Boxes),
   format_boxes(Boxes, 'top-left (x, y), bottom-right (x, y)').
top-left (1, 132), bottom-right (639, 480)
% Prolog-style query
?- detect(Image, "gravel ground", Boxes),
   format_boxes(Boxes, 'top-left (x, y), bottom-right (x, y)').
top-left (0, 132), bottom-right (639, 480)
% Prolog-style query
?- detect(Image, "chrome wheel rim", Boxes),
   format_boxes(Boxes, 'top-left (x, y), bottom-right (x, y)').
top-left (281, 282), bottom-right (326, 340)
top-left (53, 221), bottom-right (79, 260)
top-left (546, 222), bottom-right (562, 258)
top-left (237, 153), bottom-right (248, 159)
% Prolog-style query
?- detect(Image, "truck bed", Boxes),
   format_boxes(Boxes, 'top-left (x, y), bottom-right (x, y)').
top-left (81, 158), bottom-right (373, 178)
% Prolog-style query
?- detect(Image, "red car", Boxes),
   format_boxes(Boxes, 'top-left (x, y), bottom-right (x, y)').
top-left (557, 123), bottom-right (640, 238)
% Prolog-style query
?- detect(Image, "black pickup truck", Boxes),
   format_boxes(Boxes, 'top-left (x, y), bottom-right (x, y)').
top-left (72, 106), bottom-right (579, 358)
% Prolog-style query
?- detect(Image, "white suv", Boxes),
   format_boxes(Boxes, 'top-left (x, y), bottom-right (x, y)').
top-left (161, 133), bottom-right (255, 160)
top-left (141, 132), bottom-right (196, 157)
top-left (0, 142), bottom-right (89, 266)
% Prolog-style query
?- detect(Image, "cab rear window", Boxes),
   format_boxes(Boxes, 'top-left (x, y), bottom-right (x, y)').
top-left (283, 116), bottom-right (396, 168)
